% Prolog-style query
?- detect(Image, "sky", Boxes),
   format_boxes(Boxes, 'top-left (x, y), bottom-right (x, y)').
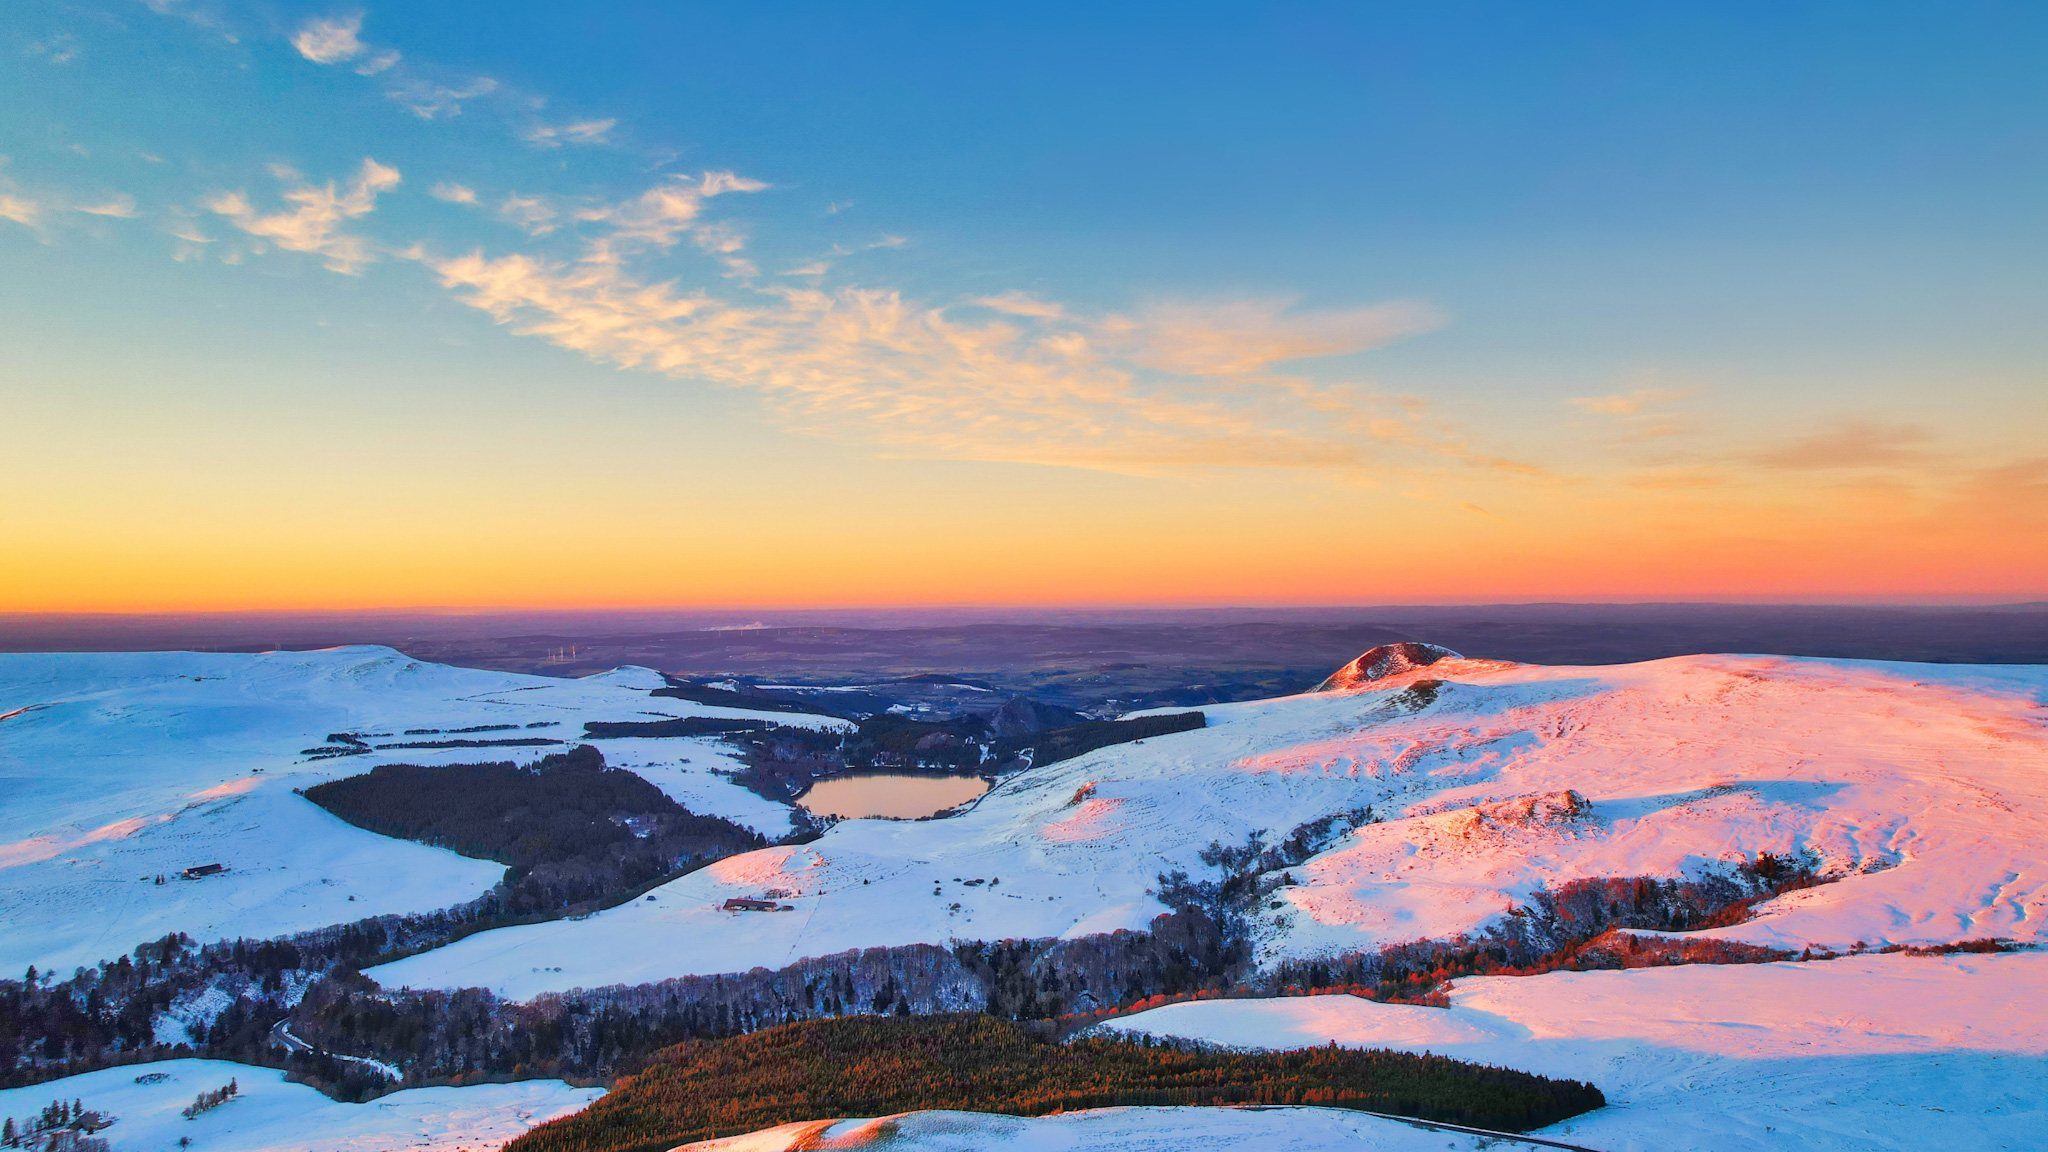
top-left (2, 0), bottom-right (2044, 611)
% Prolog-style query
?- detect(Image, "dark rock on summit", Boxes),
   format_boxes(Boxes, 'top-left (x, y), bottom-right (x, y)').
top-left (1314, 642), bottom-right (1461, 692)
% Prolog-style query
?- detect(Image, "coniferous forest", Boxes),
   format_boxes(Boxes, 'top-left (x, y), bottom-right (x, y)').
top-left (504, 1014), bottom-right (1606, 1152)
top-left (302, 746), bottom-right (766, 915)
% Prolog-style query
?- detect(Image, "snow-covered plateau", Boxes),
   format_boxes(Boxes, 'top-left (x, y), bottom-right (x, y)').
top-left (0, 648), bottom-right (838, 974)
top-left (7, 645), bottom-right (2046, 1152)
top-left (0, 1059), bottom-right (600, 1152)
top-left (374, 651), bottom-right (2048, 998)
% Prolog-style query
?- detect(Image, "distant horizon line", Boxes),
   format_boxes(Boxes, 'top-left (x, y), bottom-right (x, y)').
top-left (4, 598), bottom-right (2047, 621)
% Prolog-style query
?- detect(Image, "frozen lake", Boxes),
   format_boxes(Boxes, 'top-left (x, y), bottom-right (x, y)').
top-left (797, 773), bottom-right (989, 819)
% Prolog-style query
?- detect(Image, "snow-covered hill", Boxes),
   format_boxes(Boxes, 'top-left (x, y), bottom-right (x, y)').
top-left (373, 652), bottom-right (2048, 998)
top-left (0, 1058), bottom-right (599, 1152)
top-left (0, 648), bottom-right (838, 974)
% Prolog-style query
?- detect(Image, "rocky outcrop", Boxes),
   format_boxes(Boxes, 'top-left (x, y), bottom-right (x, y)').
top-left (1313, 642), bottom-right (1461, 692)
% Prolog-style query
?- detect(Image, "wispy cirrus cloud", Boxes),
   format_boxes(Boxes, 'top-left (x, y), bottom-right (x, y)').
top-left (151, 23), bottom-right (1481, 477)
top-left (75, 194), bottom-right (140, 219)
top-left (401, 172), bottom-right (1467, 473)
top-left (1569, 386), bottom-right (1689, 416)
top-left (496, 192), bottom-right (557, 236)
top-left (575, 172), bottom-right (768, 249)
top-left (978, 291), bottom-right (1063, 320)
top-left (1569, 384), bottom-right (1696, 441)
top-left (1746, 420), bottom-right (1935, 470)
top-left (387, 75), bottom-right (498, 120)
top-left (208, 157), bottom-right (399, 273)
top-left (26, 34), bottom-right (79, 65)
top-left (0, 194), bottom-right (39, 227)
top-left (1108, 299), bottom-right (1442, 378)
top-left (523, 118), bottom-right (616, 148)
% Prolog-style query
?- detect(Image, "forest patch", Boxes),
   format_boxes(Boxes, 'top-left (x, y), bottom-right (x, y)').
top-left (301, 746), bottom-right (764, 916)
top-left (502, 1014), bottom-right (1605, 1152)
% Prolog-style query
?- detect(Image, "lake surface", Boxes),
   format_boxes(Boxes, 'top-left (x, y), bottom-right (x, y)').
top-left (797, 774), bottom-right (990, 819)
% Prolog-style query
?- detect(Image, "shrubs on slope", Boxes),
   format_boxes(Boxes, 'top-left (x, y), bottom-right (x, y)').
top-left (1271, 855), bottom-right (1833, 1000)
top-left (503, 1014), bottom-right (1606, 1152)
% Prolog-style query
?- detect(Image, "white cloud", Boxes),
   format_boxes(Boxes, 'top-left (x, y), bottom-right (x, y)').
top-left (429, 181), bottom-right (478, 205)
top-left (574, 171), bottom-right (769, 261)
top-left (0, 194), bottom-right (40, 226)
top-left (691, 221), bottom-right (746, 255)
top-left (387, 76), bottom-right (498, 119)
top-left (76, 194), bottom-right (140, 219)
top-left (292, 13), bottom-right (364, 65)
top-left (522, 118), bottom-right (617, 148)
top-left (208, 157), bottom-right (399, 274)
top-left (496, 192), bottom-right (557, 235)
top-left (355, 49), bottom-right (400, 76)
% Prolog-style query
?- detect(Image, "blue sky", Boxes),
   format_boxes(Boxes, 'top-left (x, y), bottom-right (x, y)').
top-left (2, 1), bottom-right (2044, 608)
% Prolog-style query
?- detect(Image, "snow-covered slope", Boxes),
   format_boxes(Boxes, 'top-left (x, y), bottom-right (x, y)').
top-left (1096, 950), bottom-right (2048, 1151)
top-left (674, 1106), bottom-right (1567, 1151)
top-left (0, 648), bottom-right (837, 974)
top-left (0, 1058), bottom-right (600, 1152)
top-left (373, 653), bottom-right (2048, 998)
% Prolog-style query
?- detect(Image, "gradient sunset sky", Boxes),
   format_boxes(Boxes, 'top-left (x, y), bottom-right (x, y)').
top-left (3, 1), bottom-right (2044, 610)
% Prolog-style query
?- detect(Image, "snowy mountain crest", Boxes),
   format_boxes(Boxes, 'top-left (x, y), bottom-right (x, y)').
top-left (1313, 642), bottom-right (1462, 692)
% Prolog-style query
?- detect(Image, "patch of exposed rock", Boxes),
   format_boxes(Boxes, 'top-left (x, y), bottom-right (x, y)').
top-left (1314, 642), bottom-right (1462, 692)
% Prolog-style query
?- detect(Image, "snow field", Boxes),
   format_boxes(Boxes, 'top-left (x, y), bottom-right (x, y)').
top-left (1095, 950), bottom-right (2048, 1152)
top-left (674, 1106), bottom-right (1565, 1151)
top-left (0, 1059), bottom-right (601, 1152)
top-left (376, 654), bottom-right (2048, 998)
top-left (0, 648), bottom-right (836, 974)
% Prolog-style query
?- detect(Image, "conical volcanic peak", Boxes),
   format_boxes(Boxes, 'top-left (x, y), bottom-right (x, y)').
top-left (1313, 641), bottom-right (1461, 692)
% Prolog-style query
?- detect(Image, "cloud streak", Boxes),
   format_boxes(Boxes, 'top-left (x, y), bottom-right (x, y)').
top-left (0, 194), bottom-right (38, 227)
top-left (523, 118), bottom-right (617, 148)
top-left (209, 158), bottom-right (400, 273)
top-left (1747, 421), bottom-right (1934, 470)
top-left (75, 194), bottom-right (140, 219)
